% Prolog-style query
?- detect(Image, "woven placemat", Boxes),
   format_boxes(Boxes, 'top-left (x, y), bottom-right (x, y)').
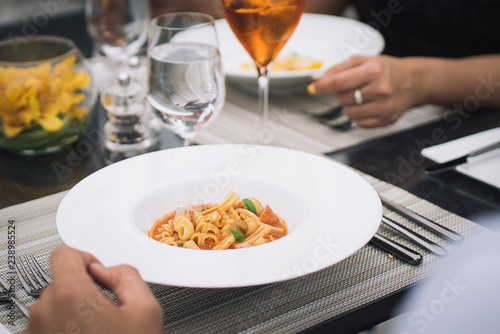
top-left (195, 85), bottom-right (446, 154)
top-left (0, 168), bottom-right (492, 333)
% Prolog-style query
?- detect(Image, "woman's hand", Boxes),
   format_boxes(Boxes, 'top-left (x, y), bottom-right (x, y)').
top-left (308, 55), bottom-right (425, 128)
top-left (25, 246), bottom-right (163, 334)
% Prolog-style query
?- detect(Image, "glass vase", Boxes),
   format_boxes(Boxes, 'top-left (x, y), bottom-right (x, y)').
top-left (0, 35), bottom-right (96, 154)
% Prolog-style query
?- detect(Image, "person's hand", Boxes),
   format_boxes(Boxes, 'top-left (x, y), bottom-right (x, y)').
top-left (24, 246), bottom-right (163, 334)
top-left (308, 55), bottom-right (423, 128)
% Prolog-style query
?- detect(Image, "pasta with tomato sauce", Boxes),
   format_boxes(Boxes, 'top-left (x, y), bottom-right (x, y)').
top-left (148, 191), bottom-right (288, 250)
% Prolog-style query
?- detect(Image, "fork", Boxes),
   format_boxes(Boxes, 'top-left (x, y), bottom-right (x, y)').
top-left (0, 277), bottom-right (30, 318)
top-left (330, 118), bottom-right (357, 131)
top-left (312, 106), bottom-right (357, 131)
top-left (15, 254), bottom-right (52, 298)
top-left (310, 104), bottom-right (343, 121)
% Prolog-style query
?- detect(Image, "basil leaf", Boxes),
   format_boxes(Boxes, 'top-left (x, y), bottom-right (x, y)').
top-left (242, 198), bottom-right (257, 215)
top-left (230, 230), bottom-right (245, 243)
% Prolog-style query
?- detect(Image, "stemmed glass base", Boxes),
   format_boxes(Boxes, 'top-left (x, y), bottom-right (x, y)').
top-left (181, 134), bottom-right (196, 147)
top-left (219, 0), bottom-right (305, 145)
top-left (257, 65), bottom-right (271, 129)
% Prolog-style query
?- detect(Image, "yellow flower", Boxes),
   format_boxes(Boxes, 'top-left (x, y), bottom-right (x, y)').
top-left (36, 116), bottom-right (64, 132)
top-left (0, 54), bottom-right (92, 138)
top-left (70, 106), bottom-right (88, 122)
top-left (66, 73), bottom-right (91, 91)
top-left (5, 81), bottom-right (23, 103)
top-left (41, 102), bottom-right (61, 117)
top-left (1, 110), bottom-right (33, 137)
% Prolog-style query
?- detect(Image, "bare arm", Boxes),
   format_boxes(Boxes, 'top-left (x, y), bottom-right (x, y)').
top-left (309, 54), bottom-right (500, 127)
top-left (413, 55), bottom-right (500, 108)
top-left (150, 0), bottom-right (224, 18)
top-left (305, 0), bottom-right (350, 15)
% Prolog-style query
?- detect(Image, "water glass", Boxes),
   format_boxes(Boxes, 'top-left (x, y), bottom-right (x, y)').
top-left (147, 12), bottom-right (225, 146)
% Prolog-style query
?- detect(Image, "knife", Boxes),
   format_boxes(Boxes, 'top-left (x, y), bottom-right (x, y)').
top-left (370, 233), bottom-right (423, 265)
top-left (380, 197), bottom-right (464, 243)
top-left (424, 139), bottom-right (500, 175)
top-left (382, 216), bottom-right (447, 256)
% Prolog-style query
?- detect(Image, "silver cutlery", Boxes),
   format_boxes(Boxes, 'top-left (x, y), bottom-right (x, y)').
top-left (0, 277), bottom-right (29, 318)
top-left (315, 106), bottom-right (357, 131)
top-left (330, 119), bottom-right (357, 131)
top-left (424, 139), bottom-right (500, 174)
top-left (370, 233), bottom-right (423, 265)
top-left (311, 104), bottom-right (344, 122)
top-left (302, 104), bottom-right (357, 131)
top-left (382, 216), bottom-right (447, 256)
top-left (380, 197), bottom-right (464, 243)
top-left (15, 254), bottom-right (51, 298)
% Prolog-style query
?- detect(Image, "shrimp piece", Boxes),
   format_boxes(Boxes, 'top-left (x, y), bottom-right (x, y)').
top-left (259, 205), bottom-right (280, 226)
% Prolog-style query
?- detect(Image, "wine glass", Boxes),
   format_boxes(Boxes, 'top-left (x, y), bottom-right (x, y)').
top-left (220, 0), bottom-right (305, 128)
top-left (147, 12), bottom-right (226, 146)
top-left (85, 0), bottom-right (150, 82)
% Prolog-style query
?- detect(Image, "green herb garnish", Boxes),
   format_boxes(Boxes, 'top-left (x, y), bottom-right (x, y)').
top-left (230, 230), bottom-right (245, 243)
top-left (242, 198), bottom-right (257, 215)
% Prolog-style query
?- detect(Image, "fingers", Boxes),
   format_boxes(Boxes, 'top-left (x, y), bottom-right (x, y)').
top-left (50, 246), bottom-right (101, 282)
top-left (26, 247), bottom-right (163, 334)
top-left (89, 263), bottom-right (153, 306)
top-left (309, 56), bottom-right (372, 95)
top-left (322, 55), bottom-right (370, 76)
top-left (89, 263), bottom-right (163, 331)
top-left (51, 247), bottom-right (156, 309)
top-left (26, 247), bottom-right (104, 334)
top-left (343, 101), bottom-right (402, 128)
top-left (307, 55), bottom-right (415, 128)
top-left (335, 87), bottom-right (369, 106)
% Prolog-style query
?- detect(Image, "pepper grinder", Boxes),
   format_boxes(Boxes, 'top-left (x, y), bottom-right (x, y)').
top-left (101, 72), bottom-right (161, 164)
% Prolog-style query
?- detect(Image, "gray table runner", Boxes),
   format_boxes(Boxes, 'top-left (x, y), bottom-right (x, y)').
top-left (0, 170), bottom-right (491, 333)
top-left (195, 85), bottom-right (446, 154)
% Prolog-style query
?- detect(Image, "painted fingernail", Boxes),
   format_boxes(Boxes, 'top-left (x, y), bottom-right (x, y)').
top-left (307, 84), bottom-right (317, 95)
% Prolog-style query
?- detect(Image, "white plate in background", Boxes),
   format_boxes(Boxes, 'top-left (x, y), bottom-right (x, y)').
top-left (215, 14), bottom-right (385, 91)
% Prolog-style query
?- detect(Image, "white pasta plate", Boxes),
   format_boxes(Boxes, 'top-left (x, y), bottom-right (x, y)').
top-left (57, 145), bottom-right (382, 288)
top-left (215, 14), bottom-right (385, 91)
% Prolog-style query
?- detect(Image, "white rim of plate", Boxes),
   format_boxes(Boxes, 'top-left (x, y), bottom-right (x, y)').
top-left (56, 145), bottom-right (382, 288)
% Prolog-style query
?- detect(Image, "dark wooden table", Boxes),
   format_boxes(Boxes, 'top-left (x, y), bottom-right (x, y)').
top-left (311, 106), bottom-right (500, 333)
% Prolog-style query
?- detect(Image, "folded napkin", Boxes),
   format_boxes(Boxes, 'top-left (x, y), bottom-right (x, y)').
top-left (421, 127), bottom-right (500, 164)
top-left (455, 149), bottom-right (500, 189)
top-left (421, 127), bottom-right (500, 189)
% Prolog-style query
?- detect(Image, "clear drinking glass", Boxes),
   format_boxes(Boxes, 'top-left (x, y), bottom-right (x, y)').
top-left (220, 0), bottom-right (304, 128)
top-left (85, 0), bottom-right (150, 63)
top-left (147, 12), bottom-right (226, 146)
